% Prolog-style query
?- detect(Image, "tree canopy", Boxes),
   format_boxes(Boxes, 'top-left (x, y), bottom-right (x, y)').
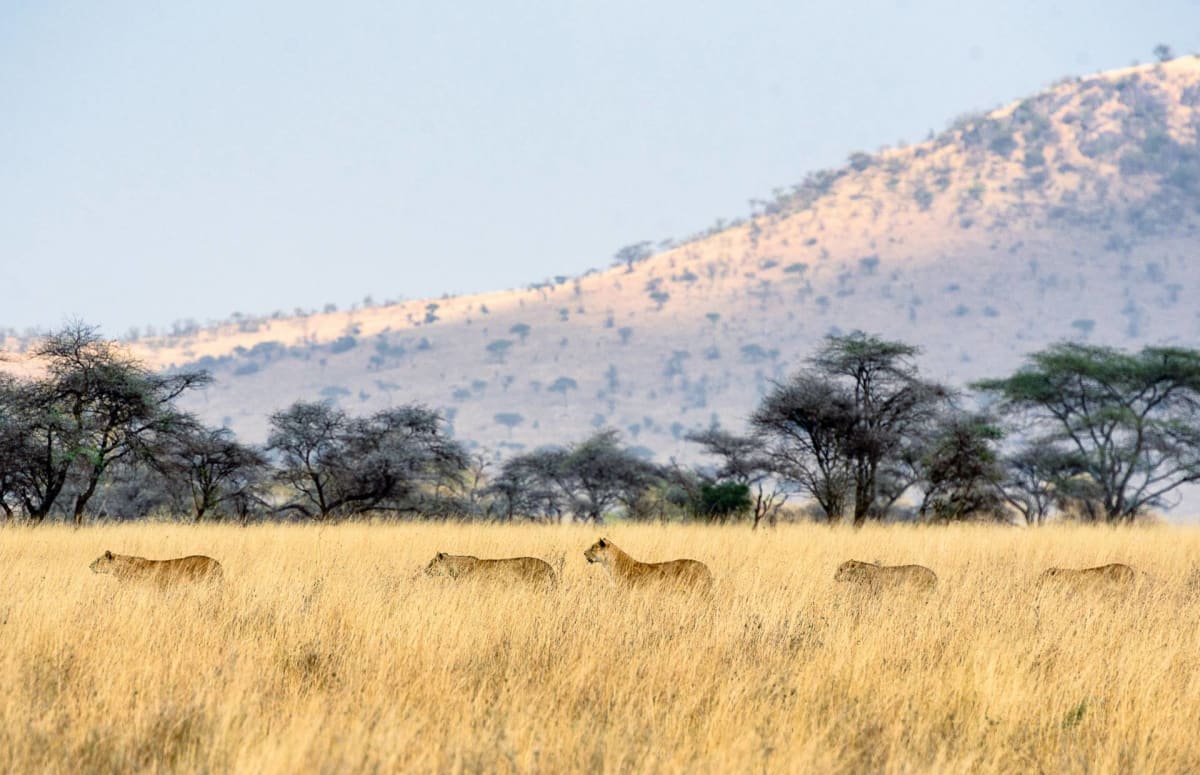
top-left (975, 343), bottom-right (1200, 522)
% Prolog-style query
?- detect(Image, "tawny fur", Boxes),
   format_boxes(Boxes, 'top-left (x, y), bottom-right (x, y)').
top-left (584, 538), bottom-right (712, 590)
top-left (1039, 563), bottom-right (1136, 585)
top-left (423, 552), bottom-right (558, 586)
top-left (834, 559), bottom-right (938, 589)
top-left (89, 550), bottom-right (223, 587)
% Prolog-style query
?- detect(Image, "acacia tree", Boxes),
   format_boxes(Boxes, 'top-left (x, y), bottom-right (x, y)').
top-left (613, 241), bottom-right (653, 272)
top-left (975, 343), bottom-right (1200, 522)
top-left (752, 375), bottom-right (856, 522)
top-left (268, 401), bottom-right (468, 519)
top-left (340, 405), bottom-right (470, 516)
top-left (488, 430), bottom-right (661, 523)
top-left (266, 401), bottom-right (347, 518)
top-left (752, 333), bottom-right (946, 524)
top-left (914, 412), bottom-right (1007, 522)
top-left (159, 424), bottom-right (269, 522)
top-left (565, 430), bottom-right (662, 522)
top-left (0, 382), bottom-right (25, 520)
top-left (0, 324), bottom-right (208, 523)
top-left (997, 446), bottom-right (1087, 526)
top-left (811, 332), bottom-right (947, 524)
top-left (486, 447), bottom-right (571, 522)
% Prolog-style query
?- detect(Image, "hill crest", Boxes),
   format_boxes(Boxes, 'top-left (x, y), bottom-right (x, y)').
top-left (5, 58), bottom-right (1200, 461)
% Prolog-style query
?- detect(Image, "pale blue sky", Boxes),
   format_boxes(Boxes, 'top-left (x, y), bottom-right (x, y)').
top-left (2, 1), bottom-right (1198, 335)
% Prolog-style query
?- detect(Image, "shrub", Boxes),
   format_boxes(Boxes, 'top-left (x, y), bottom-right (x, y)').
top-left (329, 336), bottom-right (357, 354)
top-left (693, 481), bottom-right (752, 522)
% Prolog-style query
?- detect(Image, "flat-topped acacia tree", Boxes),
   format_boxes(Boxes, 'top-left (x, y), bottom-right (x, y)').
top-left (974, 343), bottom-right (1200, 522)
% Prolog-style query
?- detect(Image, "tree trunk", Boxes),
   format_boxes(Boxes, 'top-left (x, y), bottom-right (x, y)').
top-left (73, 470), bottom-right (104, 526)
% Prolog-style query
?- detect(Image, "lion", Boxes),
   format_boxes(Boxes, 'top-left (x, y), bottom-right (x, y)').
top-left (423, 552), bottom-right (558, 586)
top-left (834, 559), bottom-right (938, 589)
top-left (1039, 563), bottom-right (1136, 585)
top-left (89, 550), bottom-right (223, 587)
top-left (583, 537), bottom-right (712, 590)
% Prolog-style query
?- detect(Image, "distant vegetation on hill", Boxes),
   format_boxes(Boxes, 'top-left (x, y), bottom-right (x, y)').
top-left (4, 57), bottom-right (1200, 498)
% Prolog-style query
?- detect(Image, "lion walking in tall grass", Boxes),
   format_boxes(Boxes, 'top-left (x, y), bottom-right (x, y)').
top-left (834, 559), bottom-right (938, 589)
top-left (583, 538), bottom-right (712, 590)
top-left (1039, 563), bottom-right (1136, 585)
top-left (89, 550), bottom-right (224, 587)
top-left (423, 552), bottom-right (558, 586)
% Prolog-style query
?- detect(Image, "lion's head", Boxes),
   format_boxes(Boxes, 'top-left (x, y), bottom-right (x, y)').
top-left (424, 552), bottom-right (451, 576)
top-left (90, 550), bottom-right (117, 574)
top-left (584, 538), bottom-right (614, 564)
top-left (834, 559), bottom-right (875, 582)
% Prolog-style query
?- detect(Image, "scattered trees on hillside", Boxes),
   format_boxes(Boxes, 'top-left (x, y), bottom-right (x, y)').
top-left (493, 412), bottom-right (524, 437)
top-left (547, 377), bottom-right (579, 402)
top-left (613, 242), bottom-right (654, 272)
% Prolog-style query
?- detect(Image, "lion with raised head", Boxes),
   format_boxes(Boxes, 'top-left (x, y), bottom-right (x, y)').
top-left (834, 559), bottom-right (938, 589)
top-left (423, 552), bottom-right (558, 586)
top-left (90, 550), bottom-right (223, 587)
top-left (584, 538), bottom-right (712, 590)
top-left (1039, 563), bottom-right (1136, 585)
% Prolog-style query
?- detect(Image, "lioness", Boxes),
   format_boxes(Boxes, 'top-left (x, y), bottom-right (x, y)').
top-left (89, 550), bottom-right (223, 586)
top-left (423, 552), bottom-right (558, 586)
top-left (1039, 563), bottom-right (1136, 585)
top-left (834, 559), bottom-right (938, 589)
top-left (583, 538), bottom-right (712, 590)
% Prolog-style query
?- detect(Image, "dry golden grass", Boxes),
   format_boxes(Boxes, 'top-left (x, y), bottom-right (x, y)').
top-left (2, 521), bottom-right (1198, 774)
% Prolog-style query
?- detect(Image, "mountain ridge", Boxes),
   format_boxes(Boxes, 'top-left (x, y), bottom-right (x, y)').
top-left (5, 58), bottom-right (1200, 464)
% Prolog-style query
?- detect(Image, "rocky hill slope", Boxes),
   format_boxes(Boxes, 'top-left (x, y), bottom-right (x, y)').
top-left (6, 58), bottom-right (1200, 463)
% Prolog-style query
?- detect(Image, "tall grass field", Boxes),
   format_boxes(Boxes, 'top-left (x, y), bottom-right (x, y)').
top-left (2, 522), bottom-right (1198, 773)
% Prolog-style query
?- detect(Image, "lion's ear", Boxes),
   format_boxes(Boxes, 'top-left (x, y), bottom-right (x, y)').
top-left (105, 550), bottom-right (113, 559)
top-left (598, 538), bottom-right (607, 547)
top-left (436, 552), bottom-right (445, 560)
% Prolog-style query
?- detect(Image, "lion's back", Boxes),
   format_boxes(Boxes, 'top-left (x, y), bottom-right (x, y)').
top-left (1042, 563), bottom-right (1136, 585)
top-left (634, 558), bottom-right (712, 588)
top-left (173, 555), bottom-right (223, 579)
top-left (478, 557), bottom-right (557, 585)
top-left (142, 555), bottom-right (223, 584)
top-left (887, 564), bottom-right (938, 587)
top-left (1098, 563), bottom-right (1136, 582)
top-left (841, 561), bottom-right (937, 588)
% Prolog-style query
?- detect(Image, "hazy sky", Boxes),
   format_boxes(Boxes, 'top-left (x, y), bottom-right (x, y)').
top-left (3, 1), bottom-right (1198, 335)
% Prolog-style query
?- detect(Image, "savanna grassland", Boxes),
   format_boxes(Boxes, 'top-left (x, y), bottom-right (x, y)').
top-left (2, 522), bottom-right (1198, 774)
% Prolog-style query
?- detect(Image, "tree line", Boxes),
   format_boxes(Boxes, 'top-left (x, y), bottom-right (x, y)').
top-left (2, 324), bottom-right (1199, 526)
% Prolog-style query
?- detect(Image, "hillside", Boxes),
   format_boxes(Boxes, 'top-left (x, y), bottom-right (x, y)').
top-left (5, 58), bottom-right (1200, 463)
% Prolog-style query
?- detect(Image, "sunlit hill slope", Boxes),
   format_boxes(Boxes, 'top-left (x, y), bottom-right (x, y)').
top-left (7, 59), bottom-right (1200, 463)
